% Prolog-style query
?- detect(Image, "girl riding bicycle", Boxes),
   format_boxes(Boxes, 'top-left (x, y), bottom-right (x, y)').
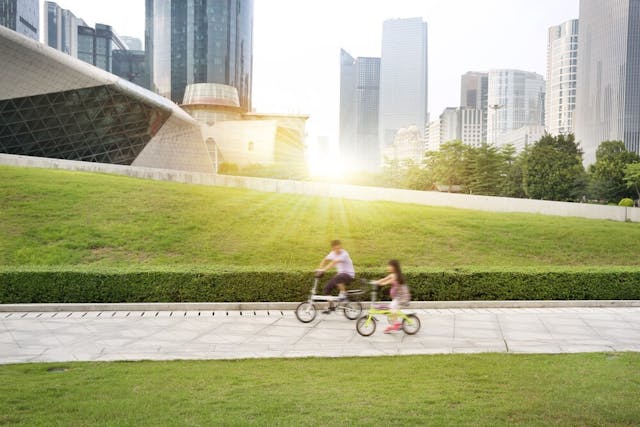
top-left (373, 259), bottom-right (411, 333)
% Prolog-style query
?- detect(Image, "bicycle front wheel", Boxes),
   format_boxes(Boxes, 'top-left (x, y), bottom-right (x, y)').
top-left (356, 315), bottom-right (376, 336)
top-left (343, 301), bottom-right (362, 320)
top-left (402, 314), bottom-right (421, 335)
top-left (295, 302), bottom-right (316, 323)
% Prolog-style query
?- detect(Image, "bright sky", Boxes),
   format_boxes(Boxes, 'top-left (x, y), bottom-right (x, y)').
top-left (38, 0), bottom-right (579, 148)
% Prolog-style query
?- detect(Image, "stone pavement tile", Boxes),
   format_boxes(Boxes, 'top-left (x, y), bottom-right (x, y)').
top-left (0, 356), bottom-right (38, 365)
top-left (0, 331), bottom-right (15, 343)
top-left (301, 328), bottom-right (355, 341)
top-left (559, 345), bottom-right (616, 353)
top-left (507, 342), bottom-right (563, 353)
top-left (251, 334), bottom-right (306, 345)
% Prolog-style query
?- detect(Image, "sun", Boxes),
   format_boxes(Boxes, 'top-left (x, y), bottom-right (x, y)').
top-left (307, 151), bottom-right (346, 181)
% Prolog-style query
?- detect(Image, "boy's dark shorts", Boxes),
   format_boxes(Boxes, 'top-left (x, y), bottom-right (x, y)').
top-left (324, 273), bottom-right (355, 294)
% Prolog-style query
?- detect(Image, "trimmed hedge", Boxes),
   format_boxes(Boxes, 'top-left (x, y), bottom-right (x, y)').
top-left (1, 267), bottom-right (640, 303)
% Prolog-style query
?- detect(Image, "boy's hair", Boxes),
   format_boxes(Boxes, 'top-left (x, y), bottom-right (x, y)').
top-left (330, 239), bottom-right (341, 247)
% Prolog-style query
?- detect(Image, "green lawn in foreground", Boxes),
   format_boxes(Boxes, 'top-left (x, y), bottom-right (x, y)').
top-left (0, 353), bottom-right (638, 426)
top-left (1, 165), bottom-right (640, 268)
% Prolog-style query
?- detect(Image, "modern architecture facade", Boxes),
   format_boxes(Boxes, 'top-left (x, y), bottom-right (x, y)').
top-left (339, 49), bottom-right (381, 170)
top-left (145, 0), bottom-right (254, 110)
top-left (460, 71), bottom-right (488, 141)
top-left (425, 107), bottom-right (484, 151)
top-left (546, 19), bottom-right (579, 136)
top-left (382, 125), bottom-right (423, 164)
top-left (0, 0), bottom-right (38, 40)
top-left (575, 0), bottom-right (640, 164)
top-left (113, 49), bottom-right (149, 90)
top-left (487, 69), bottom-right (545, 145)
top-left (0, 25), bottom-right (213, 173)
top-left (181, 83), bottom-right (307, 172)
top-left (44, 1), bottom-right (84, 56)
top-left (77, 23), bottom-right (127, 72)
top-left (497, 125), bottom-right (546, 152)
top-left (121, 36), bottom-right (143, 51)
top-left (379, 17), bottom-right (428, 147)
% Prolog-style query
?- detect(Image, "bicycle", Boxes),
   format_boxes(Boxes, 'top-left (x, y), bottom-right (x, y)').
top-left (355, 280), bottom-right (421, 336)
top-left (295, 271), bottom-right (363, 323)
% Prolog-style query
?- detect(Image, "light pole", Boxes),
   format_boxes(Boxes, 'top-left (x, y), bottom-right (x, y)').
top-left (489, 104), bottom-right (503, 145)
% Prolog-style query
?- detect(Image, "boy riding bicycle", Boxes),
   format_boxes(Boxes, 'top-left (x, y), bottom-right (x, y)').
top-left (316, 240), bottom-right (355, 314)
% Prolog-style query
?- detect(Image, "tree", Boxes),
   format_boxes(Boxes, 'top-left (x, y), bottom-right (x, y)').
top-left (426, 140), bottom-right (468, 192)
top-left (500, 144), bottom-right (527, 198)
top-left (623, 163), bottom-right (640, 199)
top-left (588, 141), bottom-right (640, 202)
top-left (526, 134), bottom-right (587, 201)
top-left (464, 143), bottom-right (512, 196)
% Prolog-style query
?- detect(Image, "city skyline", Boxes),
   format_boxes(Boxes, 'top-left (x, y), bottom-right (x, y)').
top-left (31, 0), bottom-right (579, 150)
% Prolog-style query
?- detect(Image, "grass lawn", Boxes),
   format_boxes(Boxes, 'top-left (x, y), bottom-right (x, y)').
top-left (2, 165), bottom-right (640, 269)
top-left (0, 353), bottom-right (638, 426)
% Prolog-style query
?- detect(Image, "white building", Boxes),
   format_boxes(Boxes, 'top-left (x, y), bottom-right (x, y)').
top-left (425, 119), bottom-right (441, 152)
top-left (546, 19), bottom-right (579, 136)
top-left (379, 17), bottom-right (428, 148)
top-left (425, 107), bottom-right (484, 151)
top-left (487, 69), bottom-right (545, 145)
top-left (497, 125), bottom-right (547, 152)
top-left (382, 125), bottom-right (423, 164)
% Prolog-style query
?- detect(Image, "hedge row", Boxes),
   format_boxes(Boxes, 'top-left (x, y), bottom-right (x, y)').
top-left (1, 268), bottom-right (640, 303)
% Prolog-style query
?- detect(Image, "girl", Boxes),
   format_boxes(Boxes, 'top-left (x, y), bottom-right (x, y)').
top-left (373, 259), bottom-right (411, 333)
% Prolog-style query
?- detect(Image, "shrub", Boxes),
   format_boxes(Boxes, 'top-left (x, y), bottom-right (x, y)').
top-left (618, 198), bottom-right (634, 207)
top-left (1, 267), bottom-right (640, 303)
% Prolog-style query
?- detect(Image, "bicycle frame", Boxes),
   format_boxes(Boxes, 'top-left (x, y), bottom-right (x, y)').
top-left (362, 284), bottom-right (416, 325)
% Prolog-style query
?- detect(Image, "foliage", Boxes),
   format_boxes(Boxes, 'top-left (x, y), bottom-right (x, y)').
top-left (3, 267), bottom-right (640, 303)
top-left (618, 198), bottom-right (634, 207)
top-left (2, 354), bottom-right (640, 426)
top-left (588, 141), bottom-right (639, 202)
top-left (426, 140), bottom-right (468, 192)
top-left (623, 162), bottom-right (640, 199)
top-left (525, 134), bottom-right (587, 201)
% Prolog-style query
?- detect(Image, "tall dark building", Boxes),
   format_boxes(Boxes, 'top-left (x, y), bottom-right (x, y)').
top-left (77, 23), bottom-right (127, 72)
top-left (339, 49), bottom-right (381, 171)
top-left (460, 71), bottom-right (488, 142)
top-left (0, 0), bottom-right (38, 40)
top-left (113, 49), bottom-right (149, 90)
top-left (575, 0), bottom-right (640, 164)
top-left (145, 0), bottom-right (254, 110)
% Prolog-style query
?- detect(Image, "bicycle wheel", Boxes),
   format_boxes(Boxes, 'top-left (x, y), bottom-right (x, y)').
top-left (402, 314), bottom-right (421, 335)
top-left (343, 301), bottom-right (362, 320)
top-left (295, 302), bottom-right (316, 323)
top-left (356, 315), bottom-right (376, 336)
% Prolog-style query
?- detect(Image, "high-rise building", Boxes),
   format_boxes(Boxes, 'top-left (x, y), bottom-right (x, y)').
top-left (460, 71), bottom-right (488, 142)
top-left (44, 1), bottom-right (85, 56)
top-left (0, 0), bottom-right (38, 40)
top-left (487, 69), bottom-right (545, 145)
top-left (113, 49), bottom-right (149, 89)
top-left (546, 19), bottom-right (579, 136)
top-left (379, 17), bottom-right (428, 147)
top-left (575, 0), bottom-right (640, 164)
top-left (77, 23), bottom-right (127, 72)
top-left (121, 36), bottom-right (143, 51)
top-left (145, 0), bottom-right (254, 110)
top-left (339, 49), bottom-right (380, 170)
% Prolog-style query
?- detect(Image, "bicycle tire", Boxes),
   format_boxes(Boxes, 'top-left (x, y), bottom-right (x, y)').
top-left (295, 302), bottom-right (316, 323)
top-left (402, 314), bottom-right (421, 335)
top-left (356, 315), bottom-right (376, 336)
top-left (343, 301), bottom-right (362, 320)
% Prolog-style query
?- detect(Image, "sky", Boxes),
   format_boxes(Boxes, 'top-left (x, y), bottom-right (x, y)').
top-left (38, 0), bottom-right (579, 148)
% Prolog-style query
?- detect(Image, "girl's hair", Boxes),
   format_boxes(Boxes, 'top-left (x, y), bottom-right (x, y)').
top-left (388, 259), bottom-right (405, 284)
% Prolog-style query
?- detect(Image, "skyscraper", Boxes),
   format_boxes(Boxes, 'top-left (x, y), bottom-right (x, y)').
top-left (44, 1), bottom-right (84, 56)
top-left (77, 23), bottom-right (127, 72)
top-left (575, 0), bottom-right (640, 164)
top-left (339, 49), bottom-right (380, 170)
top-left (145, 0), bottom-right (254, 110)
top-left (546, 19), bottom-right (579, 136)
top-left (379, 17), bottom-right (428, 147)
top-left (460, 71), bottom-right (488, 142)
top-left (487, 69), bottom-right (545, 145)
top-left (0, 0), bottom-right (38, 40)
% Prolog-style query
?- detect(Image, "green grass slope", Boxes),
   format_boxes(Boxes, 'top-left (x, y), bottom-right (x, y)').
top-left (1, 165), bottom-right (638, 269)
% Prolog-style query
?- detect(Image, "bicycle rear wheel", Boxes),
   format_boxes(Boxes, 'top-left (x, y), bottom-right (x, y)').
top-left (343, 301), bottom-right (362, 320)
top-left (402, 314), bottom-right (421, 335)
top-left (295, 302), bottom-right (316, 323)
top-left (356, 315), bottom-right (376, 336)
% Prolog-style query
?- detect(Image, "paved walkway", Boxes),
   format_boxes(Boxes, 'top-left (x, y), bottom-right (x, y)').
top-left (1, 307), bottom-right (640, 364)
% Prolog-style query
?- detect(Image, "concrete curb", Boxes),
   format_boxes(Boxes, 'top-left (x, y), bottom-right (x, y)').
top-left (1, 300), bottom-right (639, 312)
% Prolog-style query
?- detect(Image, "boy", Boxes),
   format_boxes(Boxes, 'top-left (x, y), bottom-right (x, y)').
top-left (316, 240), bottom-right (355, 314)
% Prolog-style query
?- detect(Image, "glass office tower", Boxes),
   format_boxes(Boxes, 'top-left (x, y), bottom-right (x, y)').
top-left (460, 71), bottom-right (489, 142)
top-left (339, 49), bottom-right (380, 170)
top-left (146, 0), bottom-right (254, 111)
top-left (575, 0), bottom-right (640, 164)
top-left (546, 19), bottom-right (579, 136)
top-left (379, 17), bottom-right (428, 147)
top-left (0, 0), bottom-right (38, 40)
